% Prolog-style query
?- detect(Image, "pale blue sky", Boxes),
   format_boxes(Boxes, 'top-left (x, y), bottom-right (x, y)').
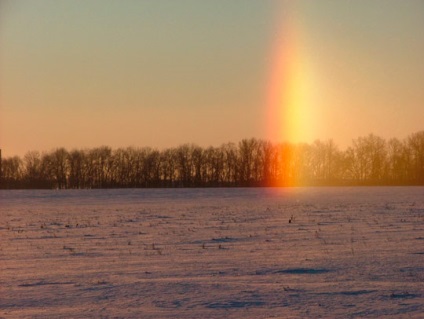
top-left (1, 0), bottom-right (423, 156)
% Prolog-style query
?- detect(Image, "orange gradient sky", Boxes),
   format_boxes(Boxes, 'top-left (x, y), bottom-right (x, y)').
top-left (1, 0), bottom-right (423, 157)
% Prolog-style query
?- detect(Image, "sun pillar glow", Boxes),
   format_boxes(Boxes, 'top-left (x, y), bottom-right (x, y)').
top-left (267, 8), bottom-right (315, 146)
top-left (265, 5), bottom-right (318, 186)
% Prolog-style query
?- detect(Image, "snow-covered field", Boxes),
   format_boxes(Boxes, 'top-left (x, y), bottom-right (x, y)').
top-left (1, 187), bottom-right (423, 318)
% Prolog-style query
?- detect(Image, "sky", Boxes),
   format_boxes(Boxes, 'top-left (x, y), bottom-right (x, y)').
top-left (1, 0), bottom-right (423, 157)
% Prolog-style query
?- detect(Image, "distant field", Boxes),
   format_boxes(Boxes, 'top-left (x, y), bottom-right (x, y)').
top-left (1, 187), bottom-right (423, 318)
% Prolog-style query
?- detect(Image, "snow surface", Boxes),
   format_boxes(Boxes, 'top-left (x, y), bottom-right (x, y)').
top-left (1, 187), bottom-right (423, 318)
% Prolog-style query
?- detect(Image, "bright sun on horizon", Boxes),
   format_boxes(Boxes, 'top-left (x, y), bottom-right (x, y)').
top-left (0, 0), bottom-right (423, 157)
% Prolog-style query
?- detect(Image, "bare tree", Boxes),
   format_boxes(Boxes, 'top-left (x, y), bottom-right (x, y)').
top-left (1, 156), bottom-right (23, 187)
top-left (407, 131), bottom-right (424, 183)
top-left (23, 151), bottom-right (42, 186)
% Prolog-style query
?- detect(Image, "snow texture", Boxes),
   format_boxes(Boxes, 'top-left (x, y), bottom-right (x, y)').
top-left (1, 187), bottom-right (423, 318)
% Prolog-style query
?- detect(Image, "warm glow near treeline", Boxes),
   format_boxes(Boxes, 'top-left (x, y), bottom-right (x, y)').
top-left (0, 0), bottom-right (423, 157)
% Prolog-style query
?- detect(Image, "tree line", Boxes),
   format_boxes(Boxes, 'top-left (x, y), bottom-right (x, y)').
top-left (1, 131), bottom-right (423, 189)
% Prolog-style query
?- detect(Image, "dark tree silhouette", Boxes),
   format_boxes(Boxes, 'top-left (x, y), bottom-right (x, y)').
top-left (1, 131), bottom-right (423, 189)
